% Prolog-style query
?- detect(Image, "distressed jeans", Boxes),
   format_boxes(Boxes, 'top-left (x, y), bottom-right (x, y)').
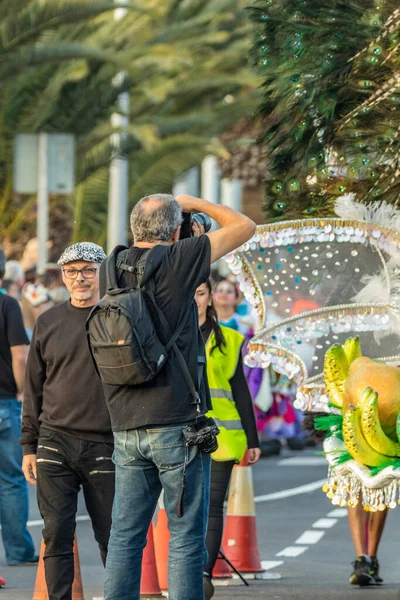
top-left (36, 428), bottom-right (115, 600)
top-left (0, 399), bottom-right (36, 564)
top-left (104, 423), bottom-right (211, 600)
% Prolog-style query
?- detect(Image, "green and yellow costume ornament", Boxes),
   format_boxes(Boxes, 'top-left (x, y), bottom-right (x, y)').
top-left (225, 195), bottom-right (400, 511)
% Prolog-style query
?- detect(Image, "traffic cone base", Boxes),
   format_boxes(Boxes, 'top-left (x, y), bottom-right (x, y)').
top-left (223, 517), bottom-right (263, 572)
top-left (222, 452), bottom-right (264, 574)
top-left (211, 552), bottom-right (232, 579)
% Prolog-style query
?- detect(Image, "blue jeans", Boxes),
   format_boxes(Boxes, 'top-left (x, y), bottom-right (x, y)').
top-left (0, 400), bottom-right (36, 564)
top-left (104, 423), bottom-right (211, 600)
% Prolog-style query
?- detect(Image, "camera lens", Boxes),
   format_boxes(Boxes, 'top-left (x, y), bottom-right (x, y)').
top-left (192, 213), bottom-right (212, 233)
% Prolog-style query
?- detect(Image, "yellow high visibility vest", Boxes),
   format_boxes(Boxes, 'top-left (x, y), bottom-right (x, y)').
top-left (205, 325), bottom-right (247, 463)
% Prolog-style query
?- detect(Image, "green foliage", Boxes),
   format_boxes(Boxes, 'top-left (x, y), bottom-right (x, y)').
top-left (0, 0), bottom-right (259, 252)
top-left (250, 0), bottom-right (400, 219)
top-left (69, 0), bottom-right (260, 242)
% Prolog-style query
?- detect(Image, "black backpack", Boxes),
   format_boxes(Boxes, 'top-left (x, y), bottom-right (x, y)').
top-left (86, 245), bottom-right (202, 400)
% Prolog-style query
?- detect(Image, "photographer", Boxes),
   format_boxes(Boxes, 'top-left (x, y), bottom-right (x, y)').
top-left (101, 193), bottom-right (255, 600)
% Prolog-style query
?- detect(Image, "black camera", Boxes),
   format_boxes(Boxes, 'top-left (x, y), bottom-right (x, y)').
top-left (180, 212), bottom-right (212, 240)
top-left (182, 416), bottom-right (220, 454)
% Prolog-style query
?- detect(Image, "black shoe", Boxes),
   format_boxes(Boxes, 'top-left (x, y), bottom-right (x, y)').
top-left (8, 555), bottom-right (39, 567)
top-left (304, 434), bottom-right (317, 448)
top-left (349, 555), bottom-right (375, 586)
top-left (203, 574), bottom-right (214, 600)
top-left (370, 556), bottom-right (383, 584)
top-left (286, 437), bottom-right (305, 451)
top-left (260, 438), bottom-right (282, 457)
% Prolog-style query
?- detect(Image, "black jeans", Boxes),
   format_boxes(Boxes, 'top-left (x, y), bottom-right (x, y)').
top-left (205, 459), bottom-right (235, 576)
top-left (36, 428), bottom-right (115, 600)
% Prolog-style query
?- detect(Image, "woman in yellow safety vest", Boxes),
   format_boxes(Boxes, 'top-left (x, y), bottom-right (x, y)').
top-left (195, 280), bottom-right (260, 600)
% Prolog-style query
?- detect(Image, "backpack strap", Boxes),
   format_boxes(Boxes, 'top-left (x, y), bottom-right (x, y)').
top-left (140, 245), bottom-right (167, 286)
top-left (146, 291), bottom-right (201, 406)
top-left (104, 245), bottom-right (130, 293)
top-left (105, 245), bottom-right (166, 294)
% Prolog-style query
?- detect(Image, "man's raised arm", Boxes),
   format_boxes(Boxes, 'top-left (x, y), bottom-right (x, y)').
top-left (176, 195), bottom-right (256, 263)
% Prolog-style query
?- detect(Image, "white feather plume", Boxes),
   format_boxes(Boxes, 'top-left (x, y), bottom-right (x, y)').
top-left (352, 272), bottom-right (389, 305)
top-left (335, 195), bottom-right (400, 233)
top-left (353, 257), bottom-right (400, 339)
top-left (335, 193), bottom-right (367, 221)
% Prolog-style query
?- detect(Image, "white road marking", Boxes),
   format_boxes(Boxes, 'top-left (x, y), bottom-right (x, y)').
top-left (295, 530), bottom-right (325, 545)
top-left (327, 508), bottom-right (348, 518)
top-left (278, 457), bottom-right (327, 467)
top-left (25, 480), bottom-right (326, 529)
top-left (276, 546), bottom-right (308, 558)
top-left (254, 479), bottom-right (326, 503)
top-left (261, 560), bottom-right (284, 571)
top-left (312, 518), bottom-right (338, 529)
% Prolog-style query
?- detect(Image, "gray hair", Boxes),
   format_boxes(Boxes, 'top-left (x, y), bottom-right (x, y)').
top-left (130, 194), bottom-right (183, 243)
top-left (4, 260), bottom-right (24, 282)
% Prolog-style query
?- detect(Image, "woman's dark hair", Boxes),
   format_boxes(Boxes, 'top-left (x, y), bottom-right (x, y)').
top-left (205, 279), bottom-right (226, 355)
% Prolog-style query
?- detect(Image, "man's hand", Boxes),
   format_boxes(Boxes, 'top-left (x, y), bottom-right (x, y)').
top-left (16, 392), bottom-right (24, 403)
top-left (247, 447), bottom-right (262, 465)
top-left (192, 221), bottom-right (205, 237)
top-left (22, 454), bottom-right (37, 485)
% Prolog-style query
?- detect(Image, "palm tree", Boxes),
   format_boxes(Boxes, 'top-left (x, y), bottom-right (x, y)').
top-left (70, 0), bottom-right (260, 242)
top-left (2, 0), bottom-right (260, 255)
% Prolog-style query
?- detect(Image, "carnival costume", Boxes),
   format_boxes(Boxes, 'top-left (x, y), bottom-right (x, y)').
top-left (225, 194), bottom-right (400, 512)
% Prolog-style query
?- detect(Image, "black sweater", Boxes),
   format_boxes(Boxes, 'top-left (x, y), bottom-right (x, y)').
top-left (201, 320), bottom-right (259, 449)
top-left (21, 301), bottom-right (113, 455)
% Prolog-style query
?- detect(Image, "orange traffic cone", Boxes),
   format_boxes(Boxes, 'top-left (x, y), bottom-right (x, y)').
top-left (212, 552), bottom-right (232, 579)
top-left (221, 451), bottom-right (264, 573)
top-left (153, 493), bottom-right (170, 591)
top-left (140, 524), bottom-right (163, 598)
top-left (0, 575), bottom-right (5, 587)
top-left (33, 537), bottom-right (85, 600)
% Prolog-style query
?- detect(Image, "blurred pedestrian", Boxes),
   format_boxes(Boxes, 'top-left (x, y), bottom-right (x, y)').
top-left (4, 261), bottom-right (25, 296)
top-left (0, 248), bottom-right (37, 566)
top-left (213, 279), bottom-right (249, 335)
top-left (23, 284), bottom-right (54, 339)
top-left (4, 260), bottom-right (37, 331)
top-left (195, 280), bottom-right (260, 600)
top-left (38, 263), bottom-right (70, 304)
top-left (21, 242), bottom-right (114, 599)
top-left (1, 279), bottom-right (20, 299)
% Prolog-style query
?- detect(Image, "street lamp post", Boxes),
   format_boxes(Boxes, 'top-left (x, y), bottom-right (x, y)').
top-left (107, 0), bottom-right (129, 253)
top-left (37, 133), bottom-right (49, 272)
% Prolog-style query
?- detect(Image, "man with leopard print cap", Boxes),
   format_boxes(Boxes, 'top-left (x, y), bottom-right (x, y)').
top-left (21, 242), bottom-right (115, 599)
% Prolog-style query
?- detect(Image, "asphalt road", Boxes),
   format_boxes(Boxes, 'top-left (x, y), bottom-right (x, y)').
top-left (1, 445), bottom-right (400, 599)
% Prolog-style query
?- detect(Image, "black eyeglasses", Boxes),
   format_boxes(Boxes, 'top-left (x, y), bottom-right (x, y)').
top-left (62, 267), bottom-right (98, 280)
